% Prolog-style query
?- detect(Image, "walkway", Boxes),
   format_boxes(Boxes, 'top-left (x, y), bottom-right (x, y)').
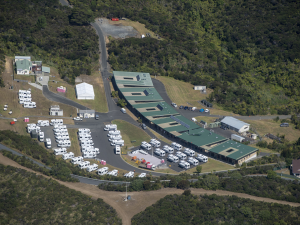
top-left (28, 82), bottom-right (43, 90)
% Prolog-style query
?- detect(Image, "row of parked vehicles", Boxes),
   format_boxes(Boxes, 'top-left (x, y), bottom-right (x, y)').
top-left (104, 124), bottom-right (123, 154)
top-left (140, 139), bottom-right (208, 170)
top-left (18, 89), bottom-right (36, 108)
top-left (78, 128), bottom-right (100, 158)
top-left (171, 102), bottom-right (210, 113)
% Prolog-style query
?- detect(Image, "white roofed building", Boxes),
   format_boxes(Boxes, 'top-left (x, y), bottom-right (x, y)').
top-left (220, 116), bottom-right (250, 133)
top-left (75, 82), bottom-right (95, 100)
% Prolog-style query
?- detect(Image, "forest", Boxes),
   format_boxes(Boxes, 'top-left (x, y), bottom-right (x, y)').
top-left (70, 0), bottom-right (300, 115)
top-left (0, 0), bottom-right (99, 84)
top-left (0, 164), bottom-right (121, 224)
top-left (132, 193), bottom-right (300, 224)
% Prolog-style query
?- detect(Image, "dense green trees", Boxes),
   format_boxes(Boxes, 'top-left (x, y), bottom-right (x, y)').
top-left (132, 193), bottom-right (300, 224)
top-left (0, 164), bottom-right (121, 224)
top-left (70, 3), bottom-right (94, 25)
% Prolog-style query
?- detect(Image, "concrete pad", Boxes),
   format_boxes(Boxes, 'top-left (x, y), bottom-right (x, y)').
top-left (129, 152), bottom-right (162, 166)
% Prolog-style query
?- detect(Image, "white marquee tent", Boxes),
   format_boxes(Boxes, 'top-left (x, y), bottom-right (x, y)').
top-left (75, 82), bottom-right (95, 100)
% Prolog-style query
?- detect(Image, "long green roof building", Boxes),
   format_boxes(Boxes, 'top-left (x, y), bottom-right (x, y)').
top-left (112, 71), bottom-right (258, 165)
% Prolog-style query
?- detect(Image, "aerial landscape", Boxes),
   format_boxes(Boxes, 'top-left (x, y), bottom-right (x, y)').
top-left (0, 0), bottom-right (300, 224)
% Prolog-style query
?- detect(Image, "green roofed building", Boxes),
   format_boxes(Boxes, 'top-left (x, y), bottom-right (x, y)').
top-left (16, 59), bottom-right (32, 75)
top-left (112, 71), bottom-right (258, 165)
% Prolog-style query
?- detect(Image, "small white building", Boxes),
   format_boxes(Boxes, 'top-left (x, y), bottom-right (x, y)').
top-left (194, 85), bottom-right (206, 93)
top-left (75, 82), bottom-right (95, 100)
top-left (79, 110), bottom-right (95, 118)
top-left (49, 105), bottom-right (63, 116)
top-left (221, 116), bottom-right (250, 133)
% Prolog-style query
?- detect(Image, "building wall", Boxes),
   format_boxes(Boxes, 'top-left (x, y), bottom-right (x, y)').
top-left (237, 152), bottom-right (257, 165)
top-left (50, 110), bottom-right (63, 116)
top-left (17, 69), bottom-right (30, 75)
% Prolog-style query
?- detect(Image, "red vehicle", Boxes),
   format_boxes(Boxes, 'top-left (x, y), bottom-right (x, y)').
top-left (111, 18), bottom-right (119, 21)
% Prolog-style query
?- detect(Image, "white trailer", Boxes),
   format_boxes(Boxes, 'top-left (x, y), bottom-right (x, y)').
top-left (141, 141), bottom-right (152, 150)
top-left (163, 145), bottom-right (174, 154)
top-left (38, 131), bottom-right (44, 142)
top-left (19, 90), bottom-right (31, 95)
top-left (86, 163), bottom-right (98, 172)
top-left (19, 98), bottom-right (32, 104)
top-left (37, 120), bottom-right (50, 127)
top-left (62, 152), bottom-right (74, 160)
top-left (231, 134), bottom-right (245, 142)
top-left (80, 140), bottom-right (94, 146)
top-left (82, 152), bottom-right (96, 158)
top-left (54, 125), bottom-right (67, 129)
top-left (154, 149), bottom-right (165, 157)
top-left (107, 130), bottom-right (120, 137)
top-left (50, 119), bottom-right (63, 126)
top-left (167, 154), bottom-right (179, 163)
top-left (71, 156), bottom-right (84, 164)
top-left (97, 167), bottom-right (109, 175)
top-left (150, 139), bottom-right (161, 147)
top-left (115, 145), bottom-right (121, 155)
top-left (171, 142), bottom-right (182, 150)
top-left (104, 124), bottom-right (117, 131)
top-left (23, 102), bottom-right (36, 108)
top-left (55, 136), bottom-right (70, 142)
top-left (57, 140), bottom-right (71, 147)
top-left (53, 148), bottom-right (67, 155)
top-left (196, 154), bottom-right (208, 163)
top-left (179, 160), bottom-right (190, 169)
top-left (188, 157), bottom-right (199, 166)
top-left (78, 161), bottom-right (90, 169)
top-left (184, 148), bottom-right (195, 157)
top-left (108, 135), bottom-right (122, 142)
top-left (110, 139), bottom-right (124, 146)
top-left (45, 138), bottom-right (51, 149)
top-left (107, 170), bottom-right (118, 176)
top-left (79, 136), bottom-right (92, 141)
top-left (78, 128), bottom-right (91, 134)
top-left (176, 152), bottom-right (187, 160)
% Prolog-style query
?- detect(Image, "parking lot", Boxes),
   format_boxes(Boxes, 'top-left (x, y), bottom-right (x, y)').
top-left (40, 126), bottom-right (60, 149)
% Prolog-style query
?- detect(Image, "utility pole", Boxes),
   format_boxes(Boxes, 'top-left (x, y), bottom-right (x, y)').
top-left (125, 182), bottom-right (127, 201)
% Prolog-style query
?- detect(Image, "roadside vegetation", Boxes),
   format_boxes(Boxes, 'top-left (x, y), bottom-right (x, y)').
top-left (0, 164), bottom-right (121, 224)
top-left (132, 193), bottom-right (300, 225)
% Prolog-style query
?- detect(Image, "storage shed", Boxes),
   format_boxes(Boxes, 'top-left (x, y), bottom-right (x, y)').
top-left (79, 110), bottom-right (95, 118)
top-left (194, 85), bottom-right (206, 93)
top-left (49, 105), bottom-right (63, 116)
top-left (75, 82), bottom-right (95, 100)
top-left (221, 116), bottom-right (250, 133)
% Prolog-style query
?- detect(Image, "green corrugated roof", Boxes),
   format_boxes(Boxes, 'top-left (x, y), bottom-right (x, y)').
top-left (42, 66), bottom-right (50, 73)
top-left (16, 59), bottom-right (32, 70)
top-left (113, 71), bottom-right (153, 87)
top-left (134, 102), bottom-right (164, 108)
top-left (209, 140), bottom-right (258, 160)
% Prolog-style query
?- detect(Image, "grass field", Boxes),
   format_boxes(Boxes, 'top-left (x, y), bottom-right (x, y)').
top-left (184, 158), bottom-right (235, 174)
top-left (154, 76), bottom-right (239, 116)
top-left (244, 119), bottom-right (300, 142)
top-left (68, 129), bottom-right (81, 157)
top-left (112, 119), bottom-right (151, 152)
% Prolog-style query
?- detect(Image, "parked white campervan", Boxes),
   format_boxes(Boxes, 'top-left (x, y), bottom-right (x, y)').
top-left (179, 160), bottom-right (190, 169)
top-left (150, 139), bottom-right (161, 147)
top-left (23, 102), bottom-right (36, 108)
top-left (115, 145), bottom-right (121, 155)
top-left (108, 135), bottom-right (122, 142)
top-left (86, 163), bottom-right (98, 172)
top-left (154, 149), bottom-right (165, 157)
top-left (71, 156), bottom-right (84, 164)
top-left (167, 154), bottom-right (179, 163)
top-left (188, 157), bottom-right (199, 166)
top-left (124, 171), bottom-right (134, 178)
top-left (38, 131), bottom-right (44, 142)
top-left (78, 161), bottom-right (90, 169)
top-left (163, 145), bottom-right (174, 154)
top-left (37, 120), bottom-right (50, 127)
top-left (141, 141), bottom-right (152, 150)
top-left (104, 124), bottom-right (117, 131)
top-left (184, 148), bottom-right (195, 157)
top-left (80, 140), bottom-right (94, 146)
top-left (196, 154), bottom-right (208, 163)
top-left (97, 167), bottom-right (109, 175)
top-left (82, 152), bottom-right (96, 158)
top-left (62, 152), bottom-right (74, 160)
top-left (110, 139), bottom-right (124, 146)
top-left (50, 119), bottom-right (63, 126)
top-left (57, 140), bottom-right (71, 147)
top-left (171, 142), bottom-right (182, 150)
top-left (176, 151), bottom-right (187, 160)
top-left (53, 148), bottom-right (67, 155)
top-left (107, 169), bottom-right (118, 176)
top-left (120, 108), bottom-right (126, 113)
top-left (19, 98), bottom-right (32, 104)
top-left (107, 130), bottom-right (120, 137)
top-left (45, 138), bottom-right (51, 149)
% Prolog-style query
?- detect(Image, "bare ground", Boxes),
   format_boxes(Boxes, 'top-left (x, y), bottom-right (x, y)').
top-left (0, 153), bottom-right (299, 225)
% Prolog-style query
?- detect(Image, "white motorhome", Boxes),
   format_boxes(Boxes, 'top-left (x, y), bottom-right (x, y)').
top-left (62, 152), bottom-right (74, 160)
top-left (97, 167), bottom-right (109, 175)
top-left (79, 136), bottom-right (92, 142)
top-left (154, 149), bottom-right (165, 157)
top-left (171, 142), bottom-right (182, 150)
top-left (78, 128), bottom-right (91, 134)
top-left (80, 140), bottom-right (94, 146)
top-left (120, 108), bottom-right (126, 113)
top-left (37, 120), bottom-right (50, 127)
top-left (23, 102), bottom-right (36, 108)
top-left (184, 148), bottom-right (195, 157)
top-left (38, 131), bottom-right (44, 142)
top-left (107, 169), bottom-right (118, 176)
top-left (86, 163), bottom-right (98, 172)
top-left (141, 141), bottom-right (152, 150)
top-left (53, 148), bottom-right (67, 155)
top-left (19, 93), bottom-right (32, 98)
top-left (124, 171), bottom-right (134, 178)
top-left (50, 119), bottom-right (63, 126)
top-left (104, 124), bottom-right (117, 131)
top-left (176, 152), bottom-right (187, 160)
top-left (19, 90), bottom-right (31, 95)
top-left (179, 160), bottom-right (190, 169)
top-left (19, 98), bottom-right (32, 104)
top-left (54, 125), bottom-right (67, 129)
top-left (167, 154), bottom-right (179, 163)
top-left (45, 138), bottom-right (51, 149)
top-left (107, 130), bottom-right (120, 137)
top-left (188, 157), bottom-right (199, 166)
top-left (55, 136), bottom-right (70, 142)
top-left (196, 154), bottom-right (208, 163)
top-left (57, 140), bottom-right (71, 147)
top-left (163, 145), bottom-right (174, 154)
top-left (108, 135), bottom-right (122, 142)
top-left (115, 145), bottom-right (121, 155)
top-left (82, 152), bottom-right (96, 158)
top-left (78, 161), bottom-right (90, 169)
top-left (150, 139), bottom-right (161, 147)
top-left (110, 139), bottom-right (124, 146)
top-left (71, 156), bottom-right (84, 164)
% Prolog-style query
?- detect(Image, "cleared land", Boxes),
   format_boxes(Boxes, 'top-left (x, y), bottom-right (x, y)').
top-left (68, 128), bottom-right (81, 157)
top-left (1, 154), bottom-right (299, 225)
top-left (185, 158), bottom-right (234, 174)
top-left (244, 119), bottom-right (300, 142)
top-left (112, 119), bottom-right (151, 152)
top-left (154, 76), bottom-right (239, 116)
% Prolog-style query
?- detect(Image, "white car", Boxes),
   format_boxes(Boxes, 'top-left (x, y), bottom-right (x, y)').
top-left (138, 173), bottom-right (147, 178)
top-left (171, 102), bottom-right (177, 108)
top-left (205, 109), bottom-right (210, 113)
top-left (73, 117), bottom-right (83, 121)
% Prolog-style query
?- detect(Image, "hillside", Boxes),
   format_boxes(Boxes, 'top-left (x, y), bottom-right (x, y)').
top-left (73, 0), bottom-right (300, 115)
top-left (0, 164), bottom-right (121, 224)
top-left (132, 193), bottom-right (300, 224)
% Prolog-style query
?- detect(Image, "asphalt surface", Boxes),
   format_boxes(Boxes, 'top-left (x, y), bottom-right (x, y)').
top-left (43, 85), bottom-right (89, 110)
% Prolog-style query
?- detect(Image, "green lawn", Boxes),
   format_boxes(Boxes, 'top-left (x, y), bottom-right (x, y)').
top-left (68, 129), bottom-right (81, 157)
top-left (112, 119), bottom-right (151, 152)
top-left (185, 158), bottom-right (235, 174)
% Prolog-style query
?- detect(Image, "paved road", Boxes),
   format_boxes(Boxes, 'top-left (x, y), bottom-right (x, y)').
top-left (43, 85), bottom-right (89, 110)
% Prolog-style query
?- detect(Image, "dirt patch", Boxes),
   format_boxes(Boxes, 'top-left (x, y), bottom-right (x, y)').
top-left (1, 153), bottom-right (300, 225)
